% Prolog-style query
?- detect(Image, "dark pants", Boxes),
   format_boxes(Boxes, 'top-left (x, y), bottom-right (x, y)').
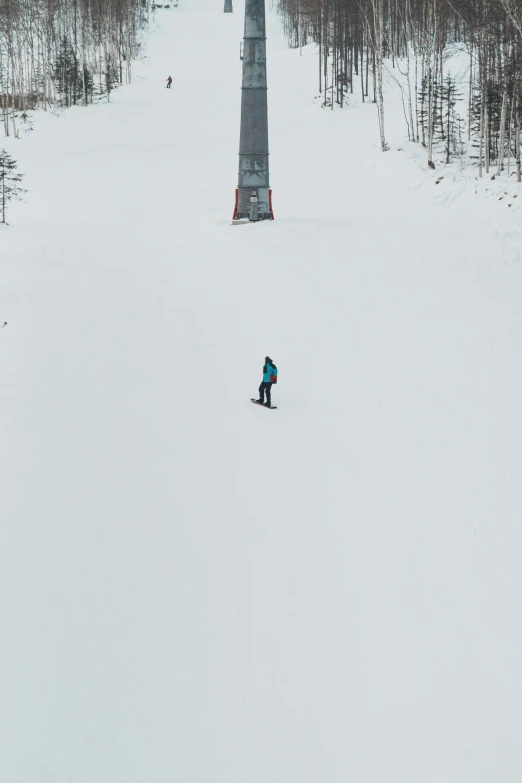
top-left (259, 381), bottom-right (272, 406)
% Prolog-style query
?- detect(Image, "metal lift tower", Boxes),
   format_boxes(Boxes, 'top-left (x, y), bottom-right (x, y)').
top-left (232, 0), bottom-right (274, 221)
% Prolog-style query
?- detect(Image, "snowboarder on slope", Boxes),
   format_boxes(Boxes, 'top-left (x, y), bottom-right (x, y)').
top-left (257, 356), bottom-right (277, 407)
top-left (166, 76), bottom-right (172, 88)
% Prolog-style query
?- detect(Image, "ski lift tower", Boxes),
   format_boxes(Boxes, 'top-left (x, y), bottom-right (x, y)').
top-left (232, 0), bottom-right (274, 221)
top-left (224, 0), bottom-right (233, 13)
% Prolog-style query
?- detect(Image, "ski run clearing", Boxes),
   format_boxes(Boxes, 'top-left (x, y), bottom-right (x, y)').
top-left (1, 1), bottom-right (522, 781)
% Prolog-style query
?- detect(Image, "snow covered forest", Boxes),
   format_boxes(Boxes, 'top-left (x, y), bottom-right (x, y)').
top-left (276, 0), bottom-right (522, 176)
top-left (3, 0), bottom-right (522, 179)
top-left (0, 0), bottom-right (149, 136)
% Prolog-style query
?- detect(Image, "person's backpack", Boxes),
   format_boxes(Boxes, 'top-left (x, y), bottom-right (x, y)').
top-left (270, 364), bottom-right (278, 384)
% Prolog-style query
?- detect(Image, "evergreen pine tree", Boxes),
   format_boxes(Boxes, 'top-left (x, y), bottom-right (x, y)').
top-left (439, 75), bottom-right (464, 163)
top-left (0, 150), bottom-right (26, 224)
top-left (418, 75), bottom-right (429, 147)
top-left (470, 87), bottom-right (483, 164)
top-left (486, 81), bottom-right (503, 165)
top-left (53, 37), bottom-right (93, 107)
top-left (96, 57), bottom-right (119, 102)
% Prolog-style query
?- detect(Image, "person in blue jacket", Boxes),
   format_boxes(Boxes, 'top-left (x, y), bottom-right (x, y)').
top-left (257, 356), bottom-right (277, 407)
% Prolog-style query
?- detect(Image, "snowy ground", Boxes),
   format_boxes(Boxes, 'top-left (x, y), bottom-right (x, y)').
top-left (2, 1), bottom-right (522, 781)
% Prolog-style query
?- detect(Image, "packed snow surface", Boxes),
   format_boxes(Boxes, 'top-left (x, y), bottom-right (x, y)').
top-left (2, 1), bottom-right (522, 781)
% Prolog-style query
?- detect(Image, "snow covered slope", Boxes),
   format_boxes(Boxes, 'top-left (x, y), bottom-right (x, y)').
top-left (1, 1), bottom-right (522, 781)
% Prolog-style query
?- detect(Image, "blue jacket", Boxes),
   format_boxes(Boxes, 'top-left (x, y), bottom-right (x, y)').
top-left (263, 362), bottom-right (277, 383)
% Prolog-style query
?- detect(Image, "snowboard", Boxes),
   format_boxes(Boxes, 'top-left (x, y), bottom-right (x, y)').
top-left (251, 398), bottom-right (277, 409)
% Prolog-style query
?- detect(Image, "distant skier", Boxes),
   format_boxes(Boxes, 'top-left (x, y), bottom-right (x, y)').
top-left (166, 75), bottom-right (172, 88)
top-left (256, 356), bottom-right (278, 407)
